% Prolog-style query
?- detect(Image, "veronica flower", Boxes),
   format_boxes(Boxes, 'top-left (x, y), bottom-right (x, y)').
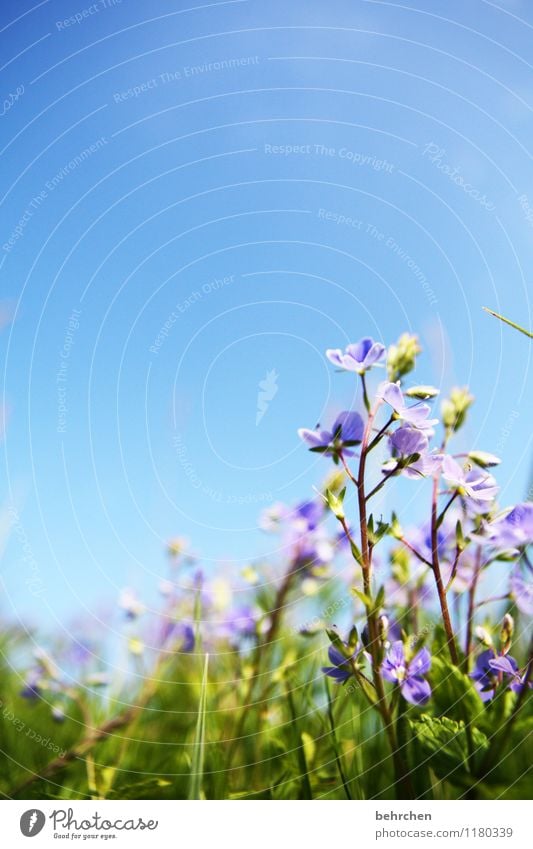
top-left (489, 655), bottom-right (533, 694)
top-left (20, 669), bottom-right (43, 700)
top-left (390, 426), bottom-right (428, 456)
top-left (326, 337), bottom-right (385, 374)
top-left (322, 642), bottom-right (360, 683)
top-left (290, 499), bottom-right (323, 531)
top-left (222, 605), bottom-right (257, 643)
top-left (119, 588), bottom-right (145, 620)
top-left (158, 618), bottom-right (195, 652)
top-left (385, 426), bottom-right (443, 479)
top-left (442, 456), bottom-right (499, 505)
top-left (259, 502), bottom-right (290, 532)
top-left (381, 641), bottom-right (432, 704)
top-left (470, 650), bottom-right (498, 701)
top-left (511, 566), bottom-right (533, 616)
top-left (471, 650), bottom-right (532, 701)
top-left (485, 503), bottom-right (533, 552)
top-left (298, 411), bottom-right (364, 458)
top-left (287, 524), bottom-right (334, 571)
top-left (405, 512), bottom-right (460, 565)
top-left (377, 382), bottom-right (438, 432)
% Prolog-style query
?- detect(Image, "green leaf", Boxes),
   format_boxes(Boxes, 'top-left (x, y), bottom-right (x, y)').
top-left (390, 512), bottom-right (403, 540)
top-left (326, 628), bottom-right (345, 654)
top-left (409, 715), bottom-right (488, 781)
top-left (374, 585), bottom-right (386, 614)
top-left (188, 653), bottom-right (209, 800)
top-left (351, 588), bottom-right (373, 611)
top-left (301, 732), bottom-right (316, 766)
top-left (430, 657), bottom-right (485, 724)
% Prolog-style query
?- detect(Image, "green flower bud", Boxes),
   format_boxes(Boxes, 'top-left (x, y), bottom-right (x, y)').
top-left (441, 386), bottom-right (474, 434)
top-left (500, 613), bottom-right (514, 653)
top-left (325, 487), bottom-right (346, 521)
top-left (322, 468), bottom-right (347, 495)
top-left (467, 450), bottom-right (501, 469)
top-left (390, 512), bottom-right (404, 541)
top-left (378, 614), bottom-right (389, 644)
top-left (474, 625), bottom-right (493, 647)
top-left (405, 385), bottom-right (440, 399)
top-left (387, 333), bottom-right (421, 382)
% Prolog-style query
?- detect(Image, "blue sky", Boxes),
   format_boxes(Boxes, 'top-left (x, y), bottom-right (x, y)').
top-left (1, 0), bottom-right (532, 626)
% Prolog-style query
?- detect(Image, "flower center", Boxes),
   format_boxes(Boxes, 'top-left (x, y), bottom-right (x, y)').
top-left (396, 665), bottom-right (407, 682)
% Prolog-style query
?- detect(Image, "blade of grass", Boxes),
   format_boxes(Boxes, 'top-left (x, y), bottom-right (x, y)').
top-left (483, 307), bottom-right (533, 339)
top-left (188, 653), bottom-right (209, 800)
top-left (193, 586), bottom-right (203, 650)
top-left (285, 683), bottom-right (313, 799)
top-left (324, 677), bottom-right (353, 800)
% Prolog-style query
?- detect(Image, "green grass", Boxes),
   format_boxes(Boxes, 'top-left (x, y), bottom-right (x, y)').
top-left (0, 624), bottom-right (531, 801)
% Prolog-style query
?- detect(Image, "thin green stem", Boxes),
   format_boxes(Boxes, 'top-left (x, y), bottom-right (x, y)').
top-left (436, 491), bottom-right (459, 529)
top-left (366, 466), bottom-right (400, 501)
top-left (367, 415), bottom-right (394, 453)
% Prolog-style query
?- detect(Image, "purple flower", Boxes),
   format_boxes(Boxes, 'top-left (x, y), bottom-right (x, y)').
top-left (326, 337), bottom-right (385, 374)
top-left (291, 499), bottom-right (323, 531)
top-left (20, 669), bottom-right (43, 700)
top-left (259, 501), bottom-right (290, 532)
top-left (298, 411), bottom-right (364, 458)
top-left (390, 426), bottom-right (428, 456)
top-left (442, 456), bottom-right (499, 506)
top-left (404, 452), bottom-right (444, 479)
top-left (471, 650), bottom-right (497, 701)
top-left (322, 643), bottom-right (359, 683)
top-left (471, 650), bottom-right (532, 701)
top-left (223, 605), bottom-right (257, 642)
top-left (119, 588), bottom-right (145, 620)
top-left (279, 498), bottom-right (333, 569)
top-left (179, 624), bottom-right (195, 653)
top-left (377, 382), bottom-right (438, 432)
top-left (157, 618), bottom-right (195, 652)
top-left (511, 566), bottom-right (533, 616)
top-left (288, 525), bottom-right (333, 570)
top-left (489, 655), bottom-right (532, 695)
top-left (406, 514), bottom-right (458, 564)
top-left (381, 641), bottom-right (432, 705)
top-left (386, 426), bottom-right (443, 479)
top-left (486, 503), bottom-right (533, 552)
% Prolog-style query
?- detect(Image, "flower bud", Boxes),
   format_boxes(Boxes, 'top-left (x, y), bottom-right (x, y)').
top-left (323, 468), bottom-right (346, 495)
top-left (387, 333), bottom-right (421, 382)
top-left (167, 536), bottom-right (189, 558)
top-left (378, 614), bottom-right (389, 644)
top-left (441, 386), bottom-right (474, 434)
top-left (474, 625), bottom-right (493, 647)
top-left (500, 613), bottom-right (514, 653)
top-left (468, 450), bottom-right (501, 469)
top-left (325, 487), bottom-right (346, 521)
top-left (405, 385), bottom-right (439, 399)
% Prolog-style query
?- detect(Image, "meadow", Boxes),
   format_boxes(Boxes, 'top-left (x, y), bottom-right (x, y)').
top-left (1, 328), bottom-right (531, 801)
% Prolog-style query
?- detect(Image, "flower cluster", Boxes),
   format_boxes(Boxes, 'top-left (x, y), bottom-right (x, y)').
top-left (9, 330), bottom-right (531, 802)
top-left (298, 333), bottom-right (531, 726)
